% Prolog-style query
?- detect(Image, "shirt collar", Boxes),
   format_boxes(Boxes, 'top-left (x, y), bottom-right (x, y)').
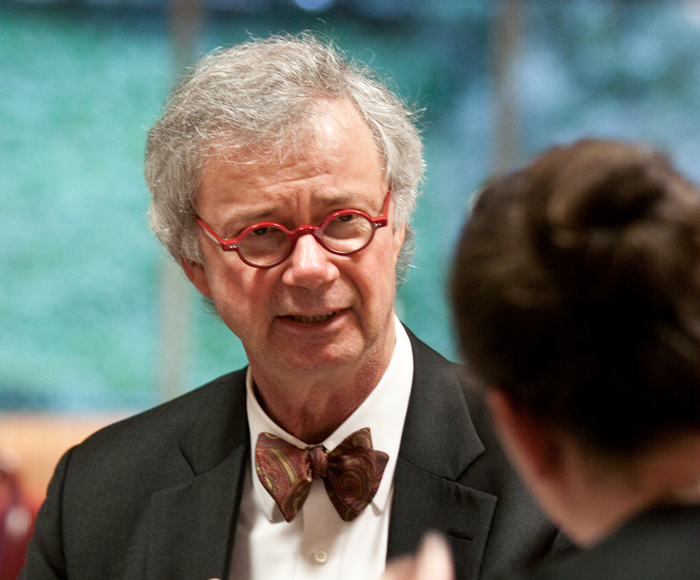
top-left (246, 315), bottom-right (414, 522)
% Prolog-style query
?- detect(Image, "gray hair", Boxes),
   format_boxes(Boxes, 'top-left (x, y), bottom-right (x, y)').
top-left (145, 32), bottom-right (424, 280)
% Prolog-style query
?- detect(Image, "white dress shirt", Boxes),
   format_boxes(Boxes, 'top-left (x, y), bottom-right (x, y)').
top-left (229, 317), bottom-right (414, 580)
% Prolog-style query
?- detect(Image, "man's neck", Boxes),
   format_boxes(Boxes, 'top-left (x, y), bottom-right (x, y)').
top-left (249, 339), bottom-right (396, 444)
top-left (252, 378), bottom-right (372, 443)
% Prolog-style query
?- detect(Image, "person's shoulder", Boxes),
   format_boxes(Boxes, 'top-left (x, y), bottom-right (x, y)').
top-left (404, 324), bottom-right (492, 427)
top-left (546, 505), bottom-right (700, 580)
top-left (493, 506), bottom-right (700, 580)
top-left (69, 367), bottom-right (248, 464)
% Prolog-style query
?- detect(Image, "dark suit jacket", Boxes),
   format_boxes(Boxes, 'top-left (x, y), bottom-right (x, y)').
top-left (20, 329), bottom-right (560, 580)
top-left (503, 504), bottom-right (700, 580)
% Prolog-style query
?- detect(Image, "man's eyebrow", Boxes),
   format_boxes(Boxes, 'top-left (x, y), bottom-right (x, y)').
top-left (217, 207), bottom-right (278, 230)
top-left (234, 208), bottom-right (278, 222)
top-left (334, 194), bottom-right (366, 205)
top-left (218, 193), bottom-right (371, 230)
top-left (314, 192), bottom-right (369, 208)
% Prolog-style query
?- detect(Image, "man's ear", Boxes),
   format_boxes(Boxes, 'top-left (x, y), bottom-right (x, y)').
top-left (180, 256), bottom-right (212, 298)
top-left (486, 388), bottom-right (562, 482)
top-left (393, 223), bottom-right (406, 261)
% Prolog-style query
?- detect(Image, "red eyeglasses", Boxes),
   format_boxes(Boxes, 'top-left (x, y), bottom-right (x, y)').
top-left (196, 191), bottom-right (391, 269)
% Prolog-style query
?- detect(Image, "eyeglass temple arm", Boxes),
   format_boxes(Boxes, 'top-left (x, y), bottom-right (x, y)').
top-left (372, 190), bottom-right (392, 228)
top-left (196, 217), bottom-right (238, 251)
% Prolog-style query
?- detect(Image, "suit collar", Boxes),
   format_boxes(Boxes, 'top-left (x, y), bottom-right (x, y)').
top-left (398, 327), bottom-right (485, 478)
top-left (389, 329), bottom-right (496, 580)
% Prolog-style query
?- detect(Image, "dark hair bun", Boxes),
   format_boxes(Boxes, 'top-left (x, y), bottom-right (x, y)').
top-left (452, 139), bottom-right (700, 455)
top-left (542, 142), bottom-right (699, 315)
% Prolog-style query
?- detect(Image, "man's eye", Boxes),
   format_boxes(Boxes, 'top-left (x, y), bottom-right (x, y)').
top-left (251, 226), bottom-right (271, 236)
top-left (338, 213), bottom-right (357, 222)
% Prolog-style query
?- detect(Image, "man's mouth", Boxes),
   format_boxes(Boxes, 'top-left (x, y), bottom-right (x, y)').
top-left (287, 312), bottom-right (336, 324)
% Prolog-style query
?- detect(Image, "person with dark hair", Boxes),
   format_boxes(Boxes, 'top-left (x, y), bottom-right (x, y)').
top-left (19, 34), bottom-right (561, 580)
top-left (384, 138), bottom-right (700, 580)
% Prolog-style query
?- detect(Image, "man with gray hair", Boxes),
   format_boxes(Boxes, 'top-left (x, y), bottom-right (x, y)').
top-left (21, 33), bottom-right (560, 580)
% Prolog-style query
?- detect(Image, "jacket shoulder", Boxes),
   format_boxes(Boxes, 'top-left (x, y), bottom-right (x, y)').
top-left (57, 367), bottom-right (249, 500)
top-left (80, 368), bottom-right (247, 453)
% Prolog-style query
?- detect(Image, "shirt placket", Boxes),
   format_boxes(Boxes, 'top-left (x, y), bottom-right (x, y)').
top-left (297, 479), bottom-right (346, 579)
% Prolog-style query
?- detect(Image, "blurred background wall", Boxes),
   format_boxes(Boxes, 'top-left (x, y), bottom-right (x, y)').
top-left (3, 0), bottom-right (700, 413)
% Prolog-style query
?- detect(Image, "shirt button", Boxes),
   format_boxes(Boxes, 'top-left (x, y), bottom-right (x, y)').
top-left (313, 550), bottom-right (328, 565)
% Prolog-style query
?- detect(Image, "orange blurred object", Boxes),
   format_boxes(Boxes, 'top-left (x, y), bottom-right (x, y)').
top-left (0, 413), bottom-right (126, 579)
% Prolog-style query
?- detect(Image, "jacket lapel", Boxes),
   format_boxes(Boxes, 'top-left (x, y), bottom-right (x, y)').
top-left (144, 370), bottom-right (250, 580)
top-left (388, 329), bottom-right (497, 580)
top-left (146, 444), bottom-right (247, 580)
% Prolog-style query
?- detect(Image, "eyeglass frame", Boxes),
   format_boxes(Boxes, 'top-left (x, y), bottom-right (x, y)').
top-left (194, 191), bottom-right (392, 269)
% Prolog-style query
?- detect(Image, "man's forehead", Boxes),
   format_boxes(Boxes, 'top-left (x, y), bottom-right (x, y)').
top-left (196, 97), bottom-right (387, 220)
top-left (197, 156), bottom-right (385, 226)
top-left (204, 141), bottom-right (328, 174)
top-left (204, 98), bottom-right (380, 167)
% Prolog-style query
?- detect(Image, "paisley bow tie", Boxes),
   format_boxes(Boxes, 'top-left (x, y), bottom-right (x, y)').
top-left (254, 427), bottom-right (389, 522)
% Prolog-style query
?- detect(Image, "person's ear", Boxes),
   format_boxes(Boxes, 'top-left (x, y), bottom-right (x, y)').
top-left (181, 256), bottom-right (212, 298)
top-left (486, 388), bottom-right (562, 482)
top-left (393, 223), bottom-right (406, 261)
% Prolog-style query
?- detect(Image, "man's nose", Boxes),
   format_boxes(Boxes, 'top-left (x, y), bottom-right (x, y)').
top-left (281, 232), bottom-right (340, 288)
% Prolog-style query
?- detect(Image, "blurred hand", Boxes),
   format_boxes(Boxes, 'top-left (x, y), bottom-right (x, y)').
top-left (381, 532), bottom-right (454, 580)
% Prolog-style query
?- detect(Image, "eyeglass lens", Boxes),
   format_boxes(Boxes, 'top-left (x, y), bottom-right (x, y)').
top-left (239, 212), bottom-right (375, 267)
